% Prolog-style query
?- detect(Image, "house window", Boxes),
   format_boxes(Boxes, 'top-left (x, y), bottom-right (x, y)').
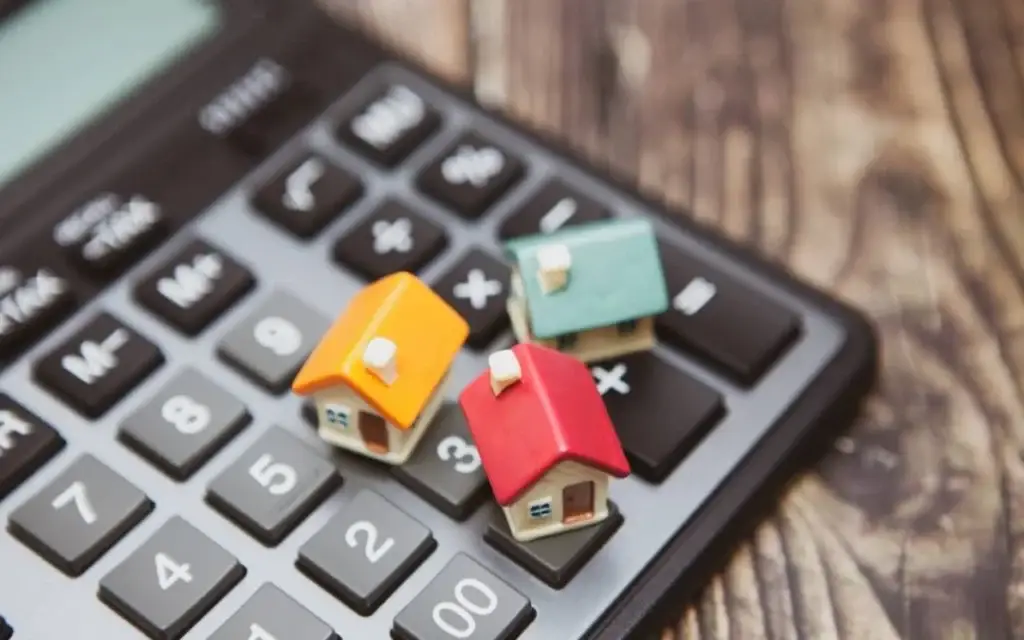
top-left (617, 319), bottom-right (638, 335)
top-left (555, 333), bottom-right (577, 349)
top-left (323, 403), bottom-right (351, 428)
top-left (528, 498), bottom-right (553, 520)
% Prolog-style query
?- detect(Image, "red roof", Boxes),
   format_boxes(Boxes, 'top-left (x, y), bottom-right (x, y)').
top-left (458, 343), bottom-right (630, 505)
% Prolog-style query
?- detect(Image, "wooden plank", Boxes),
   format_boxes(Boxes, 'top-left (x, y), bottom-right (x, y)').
top-left (468, 0), bottom-right (1024, 638)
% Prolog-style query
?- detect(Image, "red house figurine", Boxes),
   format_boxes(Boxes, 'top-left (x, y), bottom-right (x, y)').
top-left (458, 343), bottom-right (630, 542)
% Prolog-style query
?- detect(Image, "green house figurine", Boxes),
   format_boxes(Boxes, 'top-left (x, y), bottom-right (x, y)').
top-left (504, 217), bottom-right (670, 363)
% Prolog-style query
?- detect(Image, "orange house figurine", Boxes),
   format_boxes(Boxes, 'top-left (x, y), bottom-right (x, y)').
top-left (291, 272), bottom-right (469, 464)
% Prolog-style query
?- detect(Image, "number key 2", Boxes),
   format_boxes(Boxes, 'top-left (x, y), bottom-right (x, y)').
top-left (393, 553), bottom-right (534, 640)
top-left (393, 402), bottom-right (488, 520)
top-left (98, 516), bottom-right (245, 640)
top-left (297, 489), bottom-right (436, 615)
top-left (7, 454), bottom-right (153, 577)
top-left (206, 426), bottom-right (339, 545)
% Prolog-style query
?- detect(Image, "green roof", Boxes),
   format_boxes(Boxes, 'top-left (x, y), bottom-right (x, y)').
top-left (504, 217), bottom-right (669, 339)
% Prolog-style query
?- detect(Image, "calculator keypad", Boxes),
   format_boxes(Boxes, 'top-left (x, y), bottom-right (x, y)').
top-left (119, 367), bottom-right (251, 480)
top-left (297, 489), bottom-right (436, 615)
top-left (0, 65), bottom-right (822, 640)
top-left (133, 238), bottom-right (255, 336)
top-left (206, 426), bottom-right (339, 545)
top-left (0, 395), bottom-right (64, 499)
top-left (98, 516), bottom-right (246, 640)
top-left (33, 313), bottom-right (164, 419)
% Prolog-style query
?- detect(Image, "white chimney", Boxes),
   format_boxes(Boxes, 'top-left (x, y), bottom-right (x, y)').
top-left (536, 243), bottom-right (571, 294)
top-left (363, 337), bottom-right (398, 384)
top-left (488, 349), bottom-right (522, 395)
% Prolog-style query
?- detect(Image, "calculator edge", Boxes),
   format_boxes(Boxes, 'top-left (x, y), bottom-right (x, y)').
top-left (330, 11), bottom-right (881, 639)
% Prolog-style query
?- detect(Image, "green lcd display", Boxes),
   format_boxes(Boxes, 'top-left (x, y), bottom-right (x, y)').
top-left (0, 0), bottom-right (222, 190)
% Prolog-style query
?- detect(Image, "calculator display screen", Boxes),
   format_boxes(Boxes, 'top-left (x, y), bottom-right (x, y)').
top-left (0, 0), bottom-right (221, 191)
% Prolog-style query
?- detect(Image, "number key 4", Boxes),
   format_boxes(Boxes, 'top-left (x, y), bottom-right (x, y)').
top-left (99, 516), bottom-right (245, 640)
top-left (8, 454), bottom-right (153, 576)
top-left (206, 426), bottom-right (339, 545)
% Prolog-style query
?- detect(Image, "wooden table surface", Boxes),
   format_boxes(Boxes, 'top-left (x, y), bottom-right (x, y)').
top-left (320, 1), bottom-right (1024, 638)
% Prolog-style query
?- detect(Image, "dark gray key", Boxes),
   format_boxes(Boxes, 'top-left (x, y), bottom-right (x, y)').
top-left (394, 553), bottom-right (534, 640)
top-left (297, 489), bottom-right (435, 615)
top-left (7, 454), bottom-right (153, 576)
top-left (208, 583), bottom-right (338, 640)
top-left (217, 290), bottom-right (330, 394)
top-left (0, 394), bottom-right (64, 499)
top-left (206, 427), bottom-right (339, 545)
top-left (393, 403), bottom-right (488, 520)
top-left (119, 368), bottom-right (251, 480)
top-left (99, 516), bottom-right (245, 640)
top-left (484, 502), bottom-right (623, 588)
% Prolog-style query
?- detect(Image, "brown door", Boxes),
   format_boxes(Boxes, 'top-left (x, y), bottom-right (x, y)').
top-left (561, 481), bottom-right (595, 523)
top-left (358, 412), bottom-right (389, 454)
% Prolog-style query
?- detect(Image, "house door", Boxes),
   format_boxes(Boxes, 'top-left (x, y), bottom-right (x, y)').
top-left (561, 481), bottom-right (595, 524)
top-left (358, 412), bottom-right (389, 454)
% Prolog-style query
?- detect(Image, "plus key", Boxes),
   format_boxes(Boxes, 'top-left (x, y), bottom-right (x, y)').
top-left (434, 249), bottom-right (511, 349)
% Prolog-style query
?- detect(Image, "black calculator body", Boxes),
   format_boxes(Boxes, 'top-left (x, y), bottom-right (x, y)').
top-left (0, 1), bottom-right (878, 639)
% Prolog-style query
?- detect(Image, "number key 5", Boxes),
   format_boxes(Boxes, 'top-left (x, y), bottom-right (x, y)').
top-left (206, 426), bottom-right (339, 545)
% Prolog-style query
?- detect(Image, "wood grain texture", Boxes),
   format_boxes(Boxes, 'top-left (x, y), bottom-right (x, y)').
top-left (318, 0), bottom-right (1024, 637)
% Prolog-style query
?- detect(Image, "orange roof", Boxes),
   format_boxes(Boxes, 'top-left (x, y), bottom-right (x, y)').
top-left (291, 272), bottom-right (469, 429)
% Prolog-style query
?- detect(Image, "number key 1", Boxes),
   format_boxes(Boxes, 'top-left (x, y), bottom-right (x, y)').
top-left (7, 454), bottom-right (153, 576)
top-left (99, 516), bottom-right (245, 640)
top-left (394, 553), bottom-right (534, 640)
top-left (206, 426), bottom-right (339, 545)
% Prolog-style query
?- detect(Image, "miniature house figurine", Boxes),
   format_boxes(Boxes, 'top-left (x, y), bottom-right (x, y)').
top-left (291, 272), bottom-right (469, 464)
top-left (504, 217), bottom-right (670, 363)
top-left (458, 343), bottom-right (630, 542)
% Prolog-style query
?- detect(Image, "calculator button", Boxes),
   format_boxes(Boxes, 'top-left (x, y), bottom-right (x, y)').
top-left (206, 426), bottom-right (339, 545)
top-left (217, 291), bottom-right (331, 394)
top-left (484, 501), bottom-right (623, 589)
top-left (0, 395), bottom-right (64, 500)
top-left (56, 193), bottom-right (165, 276)
top-left (33, 313), bottom-right (164, 418)
top-left (337, 84), bottom-right (441, 167)
top-left (119, 368), bottom-right (251, 480)
top-left (498, 180), bottom-right (610, 240)
top-left (8, 454), bottom-right (153, 576)
top-left (208, 583), bottom-right (338, 640)
top-left (417, 133), bottom-right (525, 220)
top-left (434, 249), bottom-right (512, 349)
top-left (99, 516), bottom-right (245, 640)
top-left (333, 200), bottom-right (448, 280)
top-left (134, 239), bottom-right (255, 336)
top-left (252, 154), bottom-right (363, 239)
top-left (0, 257), bottom-right (77, 360)
top-left (393, 553), bottom-right (534, 640)
top-left (656, 243), bottom-right (800, 384)
top-left (591, 353), bottom-right (724, 482)
top-left (0, 616), bottom-right (9, 640)
top-left (297, 489), bottom-right (436, 615)
top-left (393, 403), bottom-right (487, 520)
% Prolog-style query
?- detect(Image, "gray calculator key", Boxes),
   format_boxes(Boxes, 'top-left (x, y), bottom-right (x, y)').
top-left (99, 516), bottom-right (245, 640)
top-left (7, 454), bottom-right (153, 576)
top-left (206, 426), bottom-right (339, 545)
top-left (393, 403), bottom-right (487, 520)
top-left (217, 290), bottom-right (330, 394)
top-left (297, 489), bottom-right (436, 615)
top-left (119, 368), bottom-right (251, 479)
top-left (208, 583), bottom-right (338, 640)
top-left (393, 553), bottom-right (534, 640)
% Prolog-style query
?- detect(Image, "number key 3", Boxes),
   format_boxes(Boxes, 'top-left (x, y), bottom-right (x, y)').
top-left (8, 454), bottom-right (153, 576)
top-left (206, 427), bottom-right (339, 545)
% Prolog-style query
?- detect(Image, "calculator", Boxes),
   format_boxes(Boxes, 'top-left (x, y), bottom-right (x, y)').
top-left (0, 1), bottom-right (879, 639)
